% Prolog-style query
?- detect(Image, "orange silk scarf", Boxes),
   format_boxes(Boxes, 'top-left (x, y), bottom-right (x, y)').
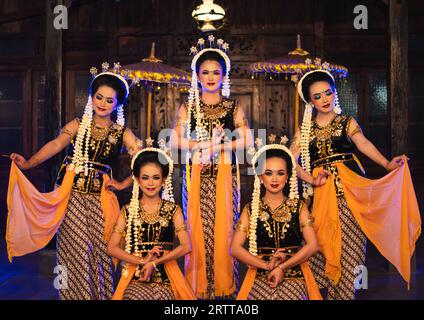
top-left (6, 162), bottom-right (120, 262)
top-left (312, 162), bottom-right (421, 286)
top-left (184, 153), bottom-right (236, 298)
top-left (112, 255), bottom-right (196, 300)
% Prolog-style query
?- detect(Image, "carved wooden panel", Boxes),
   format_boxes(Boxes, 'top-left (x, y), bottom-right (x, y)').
top-left (265, 82), bottom-right (291, 137)
top-left (152, 87), bottom-right (167, 135)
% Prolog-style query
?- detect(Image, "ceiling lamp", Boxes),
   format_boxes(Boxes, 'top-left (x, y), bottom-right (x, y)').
top-left (192, 0), bottom-right (225, 32)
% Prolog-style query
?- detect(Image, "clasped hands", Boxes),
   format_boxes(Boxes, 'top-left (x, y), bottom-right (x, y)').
top-left (265, 249), bottom-right (288, 288)
top-left (137, 246), bottom-right (162, 282)
top-left (192, 124), bottom-right (226, 166)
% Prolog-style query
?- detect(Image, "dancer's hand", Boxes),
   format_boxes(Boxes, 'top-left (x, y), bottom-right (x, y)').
top-left (267, 267), bottom-right (284, 288)
top-left (385, 155), bottom-right (409, 171)
top-left (194, 141), bottom-right (215, 166)
top-left (193, 141), bottom-right (212, 153)
top-left (201, 146), bottom-right (213, 166)
top-left (212, 124), bottom-right (225, 146)
top-left (312, 170), bottom-right (330, 187)
top-left (146, 246), bottom-right (162, 262)
top-left (10, 153), bottom-right (31, 170)
top-left (269, 249), bottom-right (287, 269)
top-left (140, 261), bottom-right (156, 282)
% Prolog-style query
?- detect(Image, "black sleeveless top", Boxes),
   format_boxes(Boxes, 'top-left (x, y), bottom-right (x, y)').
top-left (307, 115), bottom-right (365, 197)
top-left (246, 198), bottom-right (304, 279)
top-left (186, 98), bottom-right (239, 177)
top-left (309, 115), bottom-right (364, 175)
top-left (55, 119), bottom-right (125, 194)
top-left (124, 200), bottom-right (178, 282)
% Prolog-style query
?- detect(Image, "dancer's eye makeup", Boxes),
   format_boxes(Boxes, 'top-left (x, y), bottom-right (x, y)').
top-left (95, 94), bottom-right (114, 104)
top-left (313, 89), bottom-right (333, 100)
top-left (201, 70), bottom-right (221, 75)
top-left (141, 175), bottom-right (161, 180)
top-left (264, 170), bottom-right (285, 176)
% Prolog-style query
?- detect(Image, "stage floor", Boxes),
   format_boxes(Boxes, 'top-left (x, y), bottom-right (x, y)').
top-left (1, 234), bottom-right (423, 300)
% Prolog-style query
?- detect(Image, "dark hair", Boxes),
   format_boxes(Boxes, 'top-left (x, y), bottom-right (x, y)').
top-left (301, 71), bottom-right (335, 103)
top-left (132, 151), bottom-right (170, 179)
top-left (195, 51), bottom-right (227, 75)
top-left (90, 74), bottom-right (128, 106)
top-left (255, 148), bottom-right (294, 197)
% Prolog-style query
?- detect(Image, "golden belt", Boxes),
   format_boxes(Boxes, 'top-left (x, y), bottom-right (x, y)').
top-left (312, 153), bottom-right (355, 169)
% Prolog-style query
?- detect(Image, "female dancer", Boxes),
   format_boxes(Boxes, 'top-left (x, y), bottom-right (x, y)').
top-left (7, 66), bottom-right (142, 299)
top-left (232, 138), bottom-right (322, 300)
top-left (171, 37), bottom-right (253, 299)
top-left (291, 68), bottom-right (421, 299)
top-left (108, 146), bottom-right (195, 300)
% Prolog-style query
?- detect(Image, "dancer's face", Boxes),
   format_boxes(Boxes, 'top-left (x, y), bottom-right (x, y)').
top-left (198, 60), bottom-right (223, 94)
top-left (309, 81), bottom-right (335, 114)
top-left (261, 157), bottom-right (288, 195)
top-left (92, 85), bottom-right (118, 117)
top-left (137, 163), bottom-right (164, 198)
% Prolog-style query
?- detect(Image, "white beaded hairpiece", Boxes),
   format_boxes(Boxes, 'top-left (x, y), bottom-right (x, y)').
top-left (296, 68), bottom-right (341, 198)
top-left (69, 63), bottom-right (130, 175)
top-left (187, 37), bottom-right (231, 142)
top-left (247, 135), bottom-right (299, 255)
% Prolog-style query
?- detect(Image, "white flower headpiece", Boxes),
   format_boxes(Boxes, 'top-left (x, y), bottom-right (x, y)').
top-left (130, 138), bottom-right (175, 203)
top-left (69, 62), bottom-right (130, 175)
top-left (247, 135), bottom-right (299, 255)
top-left (296, 61), bottom-right (342, 198)
top-left (297, 60), bottom-right (342, 115)
top-left (186, 37), bottom-right (231, 142)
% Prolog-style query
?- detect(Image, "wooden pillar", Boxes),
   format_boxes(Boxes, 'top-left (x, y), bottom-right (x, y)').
top-left (45, 0), bottom-right (64, 190)
top-left (389, 0), bottom-right (414, 273)
top-left (389, 0), bottom-right (408, 156)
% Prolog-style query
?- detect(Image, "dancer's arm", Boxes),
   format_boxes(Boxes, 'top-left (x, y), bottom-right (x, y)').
top-left (10, 119), bottom-right (79, 170)
top-left (348, 118), bottom-right (407, 171)
top-left (170, 104), bottom-right (204, 151)
top-left (105, 128), bottom-right (140, 191)
top-left (107, 210), bottom-right (147, 265)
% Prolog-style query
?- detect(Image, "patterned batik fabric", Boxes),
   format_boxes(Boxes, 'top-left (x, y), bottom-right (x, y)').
top-left (248, 274), bottom-right (308, 300)
top-left (57, 192), bottom-right (114, 300)
top-left (123, 281), bottom-right (175, 300)
top-left (309, 196), bottom-right (367, 300)
top-left (200, 176), bottom-right (239, 300)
